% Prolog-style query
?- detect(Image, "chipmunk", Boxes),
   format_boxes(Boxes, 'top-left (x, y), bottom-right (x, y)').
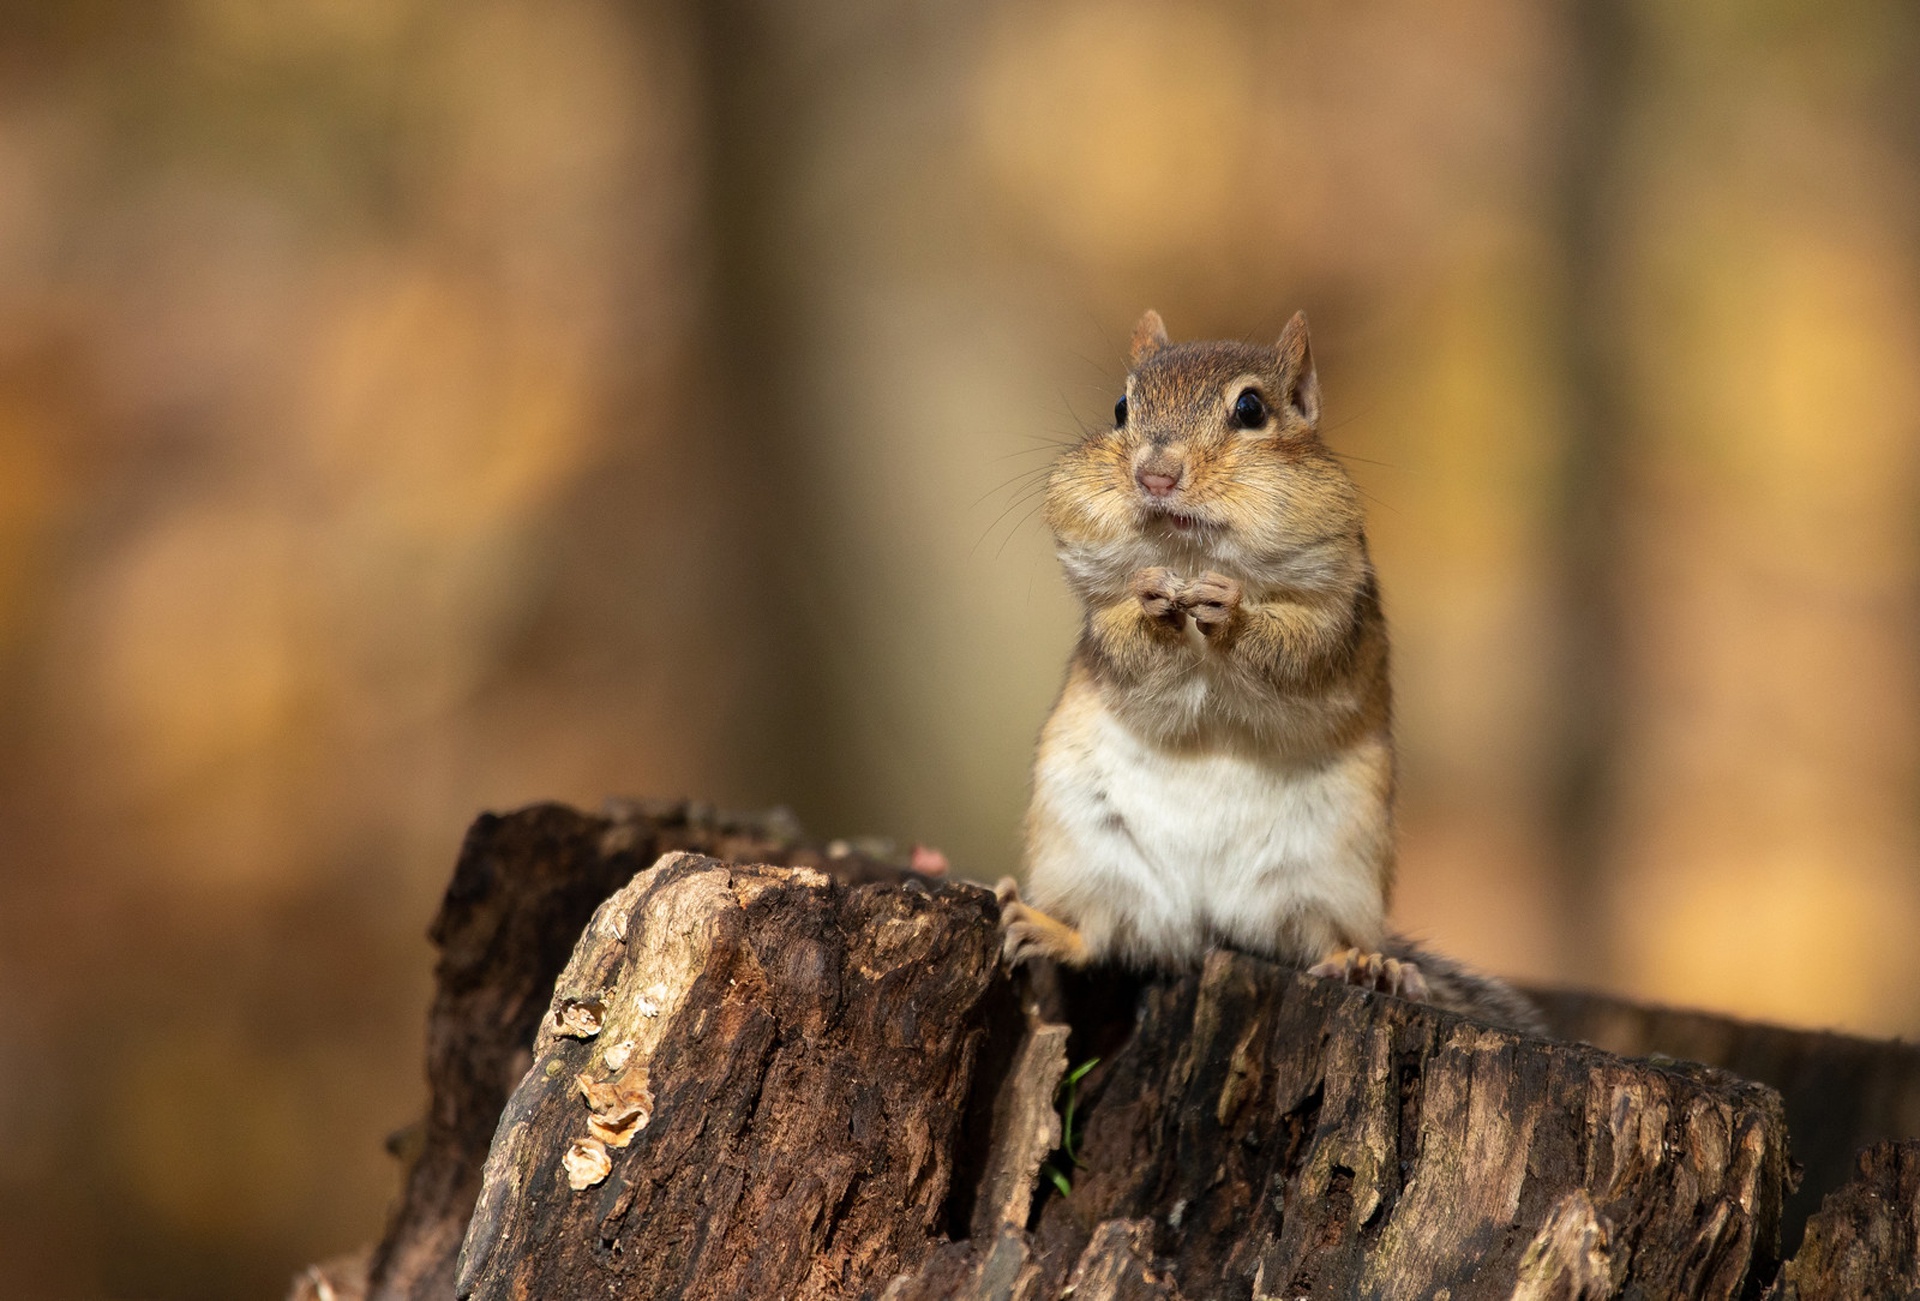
top-left (996, 310), bottom-right (1543, 1035)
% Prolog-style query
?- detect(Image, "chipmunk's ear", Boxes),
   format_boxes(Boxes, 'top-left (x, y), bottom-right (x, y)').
top-left (1274, 309), bottom-right (1321, 432)
top-left (1130, 310), bottom-right (1169, 365)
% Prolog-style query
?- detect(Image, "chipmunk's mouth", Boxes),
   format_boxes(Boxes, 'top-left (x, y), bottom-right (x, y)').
top-left (1141, 500), bottom-right (1210, 533)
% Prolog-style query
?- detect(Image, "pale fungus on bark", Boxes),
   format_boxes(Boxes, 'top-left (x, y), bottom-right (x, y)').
top-left (551, 997), bottom-right (604, 1039)
top-left (575, 1068), bottom-right (653, 1149)
top-left (560, 1138), bottom-right (611, 1191)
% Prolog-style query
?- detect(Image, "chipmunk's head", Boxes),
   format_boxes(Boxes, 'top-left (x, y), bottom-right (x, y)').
top-left (1046, 310), bottom-right (1364, 577)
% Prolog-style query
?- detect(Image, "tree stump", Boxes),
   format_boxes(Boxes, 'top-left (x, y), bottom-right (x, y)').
top-left (358, 800), bottom-right (928, 1301)
top-left (294, 802), bottom-right (1920, 1301)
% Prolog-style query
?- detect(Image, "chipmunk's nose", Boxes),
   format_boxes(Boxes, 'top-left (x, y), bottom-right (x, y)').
top-left (1136, 467), bottom-right (1179, 497)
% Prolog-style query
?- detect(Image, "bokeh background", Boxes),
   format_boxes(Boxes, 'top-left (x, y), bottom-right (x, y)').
top-left (2, 0), bottom-right (1918, 1295)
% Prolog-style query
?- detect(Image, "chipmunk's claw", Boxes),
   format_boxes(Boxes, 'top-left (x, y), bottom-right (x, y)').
top-left (1309, 947), bottom-right (1430, 1002)
top-left (1184, 571), bottom-right (1242, 636)
top-left (994, 877), bottom-right (1088, 967)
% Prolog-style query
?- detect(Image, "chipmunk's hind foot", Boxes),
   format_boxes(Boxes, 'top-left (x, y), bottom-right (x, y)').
top-left (1309, 947), bottom-right (1430, 1002)
top-left (994, 877), bottom-right (1090, 967)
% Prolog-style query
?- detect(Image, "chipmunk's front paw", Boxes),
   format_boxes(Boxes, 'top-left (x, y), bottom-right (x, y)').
top-left (1309, 947), bottom-right (1430, 1002)
top-left (1131, 566), bottom-right (1187, 628)
top-left (1184, 571), bottom-right (1242, 635)
top-left (994, 877), bottom-right (1089, 967)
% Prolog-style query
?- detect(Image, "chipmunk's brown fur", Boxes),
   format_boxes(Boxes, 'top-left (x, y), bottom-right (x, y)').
top-left (998, 311), bottom-right (1543, 1034)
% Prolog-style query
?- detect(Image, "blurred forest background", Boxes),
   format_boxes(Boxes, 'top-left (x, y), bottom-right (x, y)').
top-left (2, 0), bottom-right (1919, 1295)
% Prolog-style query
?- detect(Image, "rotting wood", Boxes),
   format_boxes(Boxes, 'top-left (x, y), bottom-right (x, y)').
top-left (292, 801), bottom-right (1920, 1301)
top-left (1056, 1219), bottom-right (1185, 1301)
top-left (1532, 986), bottom-right (1920, 1251)
top-left (455, 852), bottom-right (1005, 1300)
top-left (1025, 950), bottom-right (1789, 1301)
top-left (1770, 1139), bottom-right (1920, 1299)
top-left (1509, 1190), bottom-right (1616, 1301)
top-left (967, 1017), bottom-right (1070, 1239)
top-left (877, 1227), bottom-right (1038, 1301)
top-left (361, 800), bottom-right (935, 1301)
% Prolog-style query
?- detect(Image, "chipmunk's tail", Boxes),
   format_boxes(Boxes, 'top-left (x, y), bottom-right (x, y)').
top-left (1382, 934), bottom-right (1550, 1037)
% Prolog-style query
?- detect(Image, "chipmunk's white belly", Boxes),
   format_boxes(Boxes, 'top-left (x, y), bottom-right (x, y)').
top-left (1027, 687), bottom-right (1387, 966)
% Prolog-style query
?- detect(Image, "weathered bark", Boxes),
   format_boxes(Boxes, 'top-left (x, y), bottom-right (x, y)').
top-left (301, 802), bottom-right (1920, 1301)
top-left (965, 1016), bottom-right (1070, 1241)
top-left (1771, 1140), bottom-right (1920, 1298)
top-left (1530, 987), bottom-right (1920, 1252)
top-left (364, 800), bottom-right (936, 1301)
top-left (1020, 955), bottom-right (1789, 1300)
top-left (456, 852), bottom-right (1005, 1298)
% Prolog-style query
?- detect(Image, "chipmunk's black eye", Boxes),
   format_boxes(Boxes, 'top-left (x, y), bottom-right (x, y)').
top-left (1231, 388), bottom-right (1267, 429)
top-left (1113, 395), bottom-right (1128, 428)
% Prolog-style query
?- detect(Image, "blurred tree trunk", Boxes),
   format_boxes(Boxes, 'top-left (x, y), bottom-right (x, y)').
top-left (678, 0), bottom-right (843, 823)
top-left (1547, 0), bottom-right (1637, 986)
